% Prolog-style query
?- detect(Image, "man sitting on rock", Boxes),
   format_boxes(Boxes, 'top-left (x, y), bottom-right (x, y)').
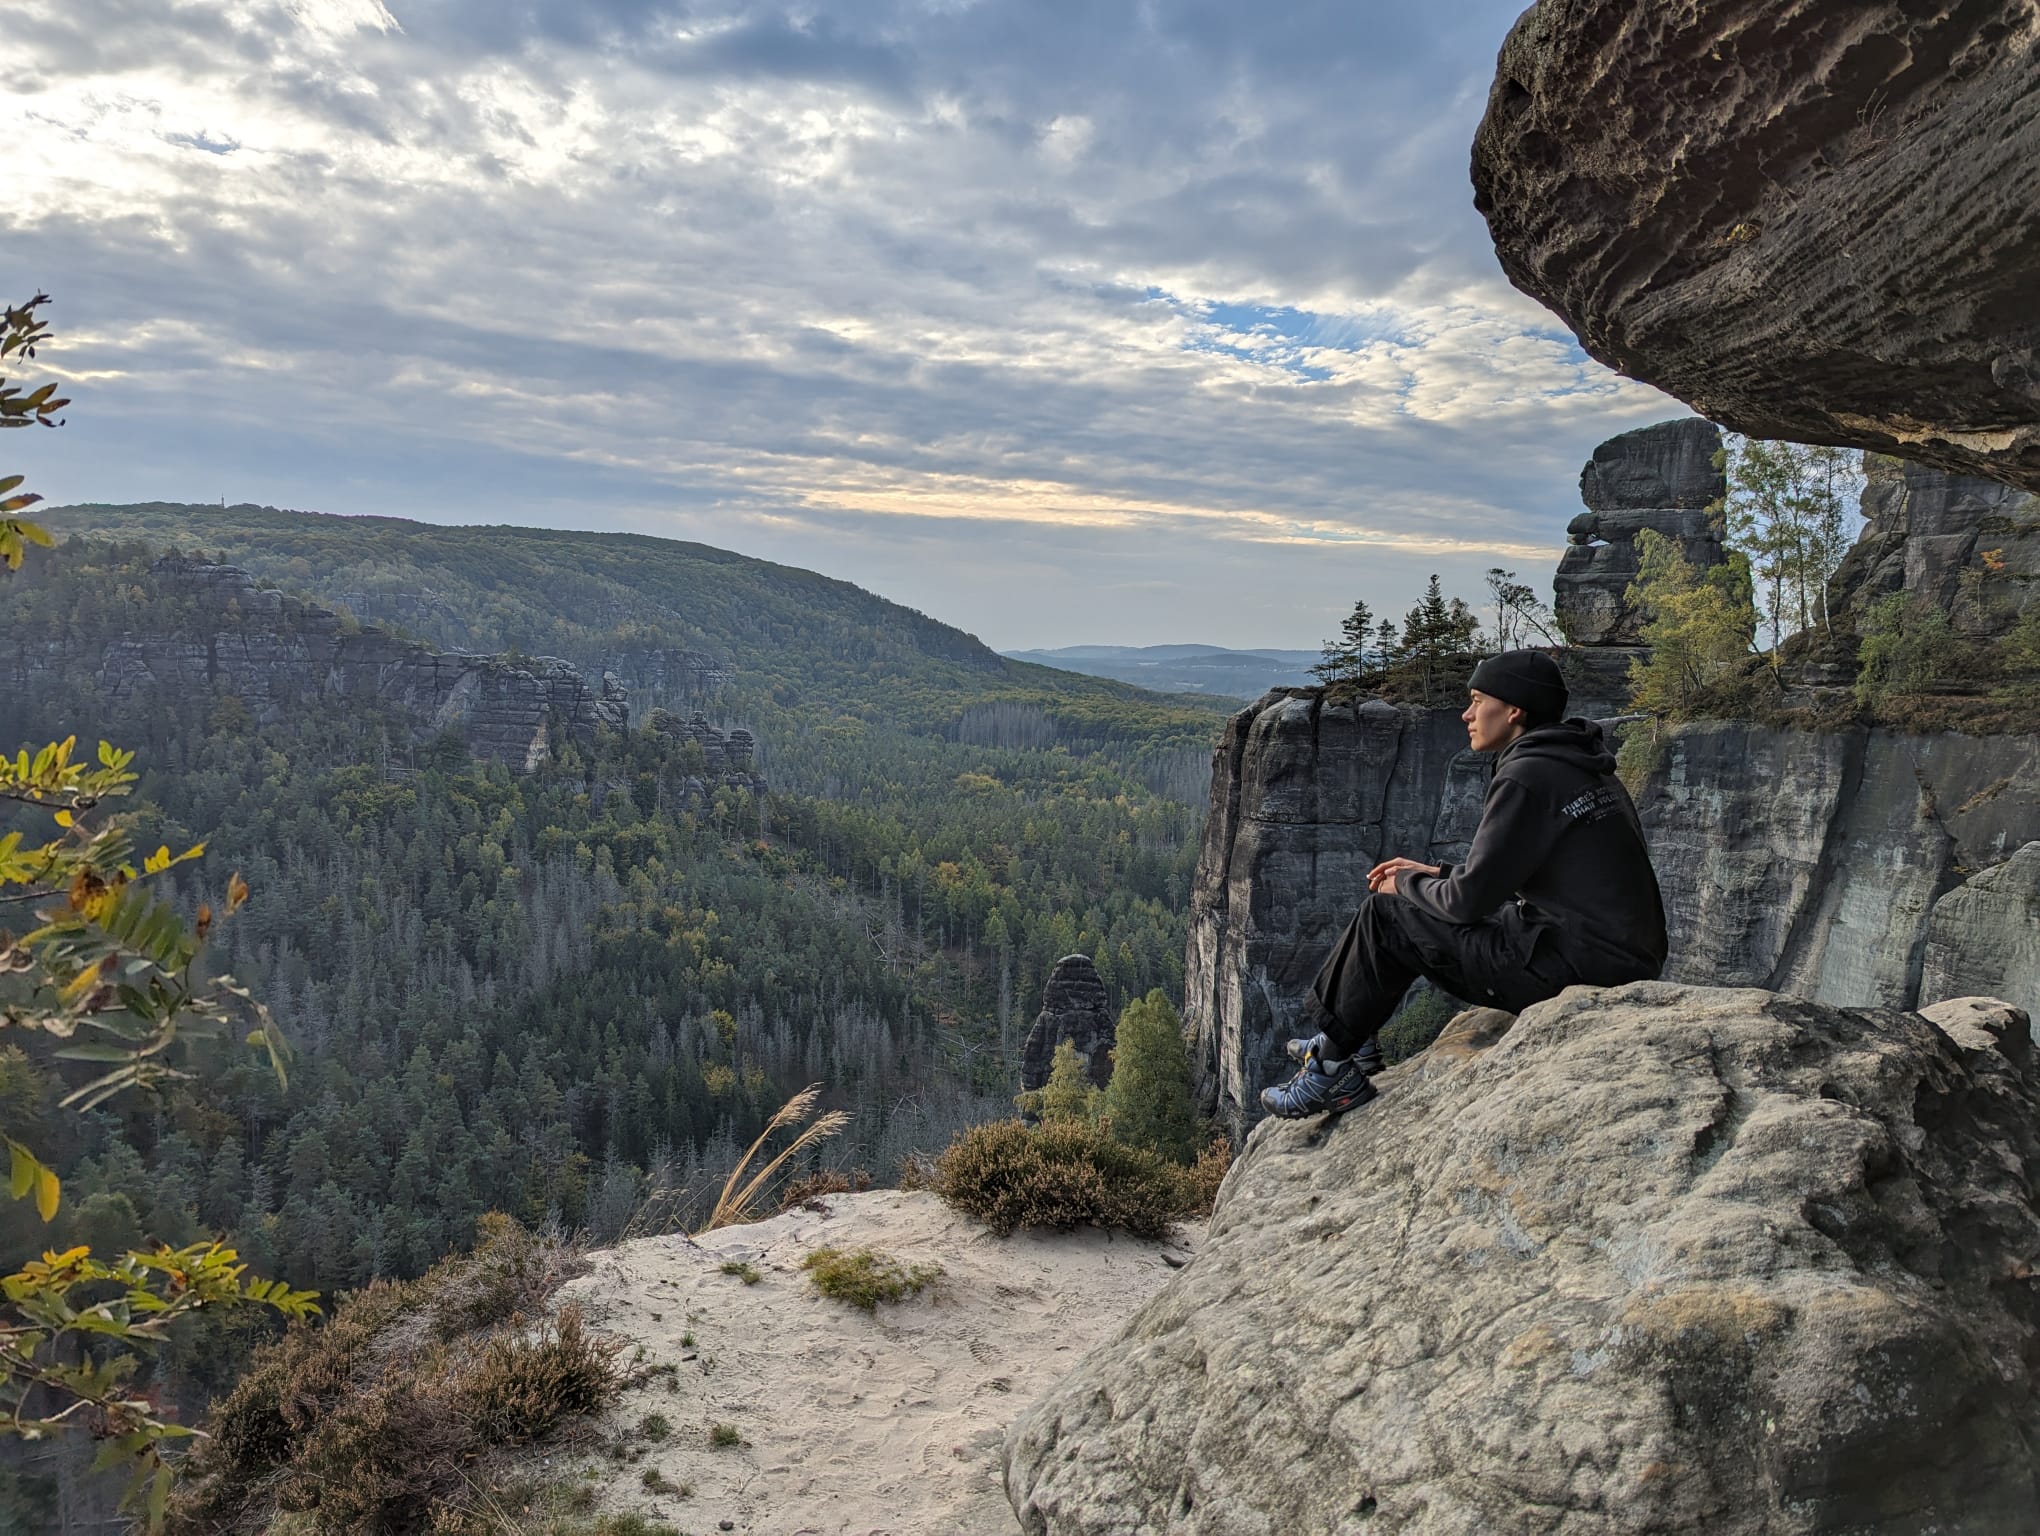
top-left (1260, 650), bottom-right (1668, 1119)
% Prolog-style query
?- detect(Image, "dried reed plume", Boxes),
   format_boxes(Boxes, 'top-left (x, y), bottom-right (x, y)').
top-left (706, 1082), bottom-right (850, 1230)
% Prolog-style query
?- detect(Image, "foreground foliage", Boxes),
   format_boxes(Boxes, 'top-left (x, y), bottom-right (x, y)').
top-left (1, 291), bottom-right (308, 1527)
top-left (166, 1214), bottom-right (618, 1536)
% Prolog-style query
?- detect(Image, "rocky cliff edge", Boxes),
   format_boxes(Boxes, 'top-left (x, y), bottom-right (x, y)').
top-left (1008, 985), bottom-right (2040, 1535)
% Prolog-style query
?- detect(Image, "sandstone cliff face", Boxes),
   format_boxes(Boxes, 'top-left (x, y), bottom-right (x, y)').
top-left (1828, 454), bottom-right (2040, 639)
top-left (1641, 723), bottom-right (2040, 1010)
top-left (1183, 692), bottom-right (2040, 1129)
top-left (1471, 0), bottom-right (2040, 493)
top-left (1184, 695), bottom-right (1488, 1138)
top-left (1009, 987), bottom-right (2040, 1535)
top-left (1921, 841), bottom-right (2040, 1017)
top-left (91, 557), bottom-right (634, 772)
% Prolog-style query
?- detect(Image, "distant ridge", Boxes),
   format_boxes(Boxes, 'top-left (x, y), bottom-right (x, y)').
top-left (1002, 643), bottom-right (1319, 699)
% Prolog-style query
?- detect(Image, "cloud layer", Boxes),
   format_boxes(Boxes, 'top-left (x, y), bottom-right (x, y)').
top-left (6, 0), bottom-right (1684, 649)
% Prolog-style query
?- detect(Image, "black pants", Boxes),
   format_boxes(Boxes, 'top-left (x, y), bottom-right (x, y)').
top-left (1305, 893), bottom-right (1582, 1058)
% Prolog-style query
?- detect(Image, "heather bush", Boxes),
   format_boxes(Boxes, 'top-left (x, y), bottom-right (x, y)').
top-left (465, 1306), bottom-right (623, 1445)
top-left (166, 1216), bottom-right (620, 1536)
top-left (934, 1117), bottom-right (1188, 1239)
top-left (777, 1166), bottom-right (873, 1209)
top-left (1173, 1133), bottom-right (1235, 1219)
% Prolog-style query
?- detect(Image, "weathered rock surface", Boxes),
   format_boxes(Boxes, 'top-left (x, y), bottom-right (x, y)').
top-left (1556, 419), bottom-right (1727, 649)
top-left (1827, 454), bottom-right (2040, 639)
top-left (1641, 723), bottom-right (2040, 1018)
top-left (1008, 985), bottom-right (2040, 1535)
top-left (86, 557), bottom-right (637, 772)
top-left (599, 644), bottom-right (734, 702)
top-left (1184, 695), bottom-right (1489, 1138)
top-left (1185, 694), bottom-right (2040, 1131)
top-left (1921, 841), bottom-right (2040, 1016)
top-left (644, 709), bottom-right (758, 771)
top-left (1019, 954), bottom-right (1118, 1093)
top-left (1471, 0), bottom-right (2040, 493)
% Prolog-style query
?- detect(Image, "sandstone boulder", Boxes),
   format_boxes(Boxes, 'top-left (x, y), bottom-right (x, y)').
top-left (1471, 1), bottom-right (2040, 493)
top-left (1007, 984), bottom-right (2040, 1534)
top-left (1019, 954), bottom-right (1118, 1093)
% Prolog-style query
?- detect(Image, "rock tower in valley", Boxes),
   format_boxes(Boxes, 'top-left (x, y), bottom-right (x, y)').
top-left (1554, 417), bottom-right (1727, 716)
top-left (1019, 955), bottom-right (1117, 1094)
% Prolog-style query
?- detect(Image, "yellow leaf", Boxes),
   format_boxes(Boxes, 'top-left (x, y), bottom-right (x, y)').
top-left (53, 809), bottom-right (73, 829)
top-left (35, 1165), bottom-right (59, 1222)
top-left (226, 872), bottom-right (250, 913)
top-left (58, 958), bottom-right (103, 1005)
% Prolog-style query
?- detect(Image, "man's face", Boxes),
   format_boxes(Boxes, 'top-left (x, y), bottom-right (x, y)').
top-left (1462, 689), bottom-right (1524, 753)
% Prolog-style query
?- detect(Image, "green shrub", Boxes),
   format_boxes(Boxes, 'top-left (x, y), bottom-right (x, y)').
top-left (638, 1412), bottom-right (672, 1441)
top-left (1997, 607), bottom-right (2040, 685)
top-left (719, 1260), bottom-right (761, 1285)
top-left (1613, 719), bottom-right (1664, 798)
top-left (934, 1117), bottom-right (1188, 1239)
top-left (1377, 986), bottom-right (1461, 1065)
top-left (1102, 990), bottom-right (1197, 1163)
top-left (1856, 594), bottom-right (1977, 710)
top-left (708, 1421), bottom-right (743, 1448)
top-left (1017, 1038), bottom-right (1101, 1125)
top-left (800, 1246), bottom-right (943, 1311)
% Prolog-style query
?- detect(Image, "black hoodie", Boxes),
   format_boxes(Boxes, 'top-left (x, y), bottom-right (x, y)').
top-left (1400, 719), bottom-right (1668, 982)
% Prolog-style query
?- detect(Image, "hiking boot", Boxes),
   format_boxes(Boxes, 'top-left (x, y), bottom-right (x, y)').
top-left (1283, 1034), bottom-right (1385, 1077)
top-left (1259, 1054), bottom-right (1380, 1120)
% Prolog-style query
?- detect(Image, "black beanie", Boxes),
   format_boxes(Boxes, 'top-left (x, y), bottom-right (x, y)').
top-left (1468, 650), bottom-right (1567, 725)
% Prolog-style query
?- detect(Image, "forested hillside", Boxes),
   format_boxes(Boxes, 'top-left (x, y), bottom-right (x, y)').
top-left (0, 521), bottom-right (1230, 1490)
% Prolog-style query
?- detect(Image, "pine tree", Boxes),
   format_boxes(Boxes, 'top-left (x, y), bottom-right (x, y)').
top-left (1401, 575), bottom-right (1465, 704)
top-left (1101, 990), bottom-right (1197, 1163)
top-left (1374, 618), bottom-right (1401, 673)
top-left (1311, 599), bottom-right (1376, 685)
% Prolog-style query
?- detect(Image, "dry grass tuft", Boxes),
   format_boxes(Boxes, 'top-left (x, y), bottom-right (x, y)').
top-left (777, 1165), bottom-right (873, 1209)
top-left (706, 1083), bottom-right (851, 1229)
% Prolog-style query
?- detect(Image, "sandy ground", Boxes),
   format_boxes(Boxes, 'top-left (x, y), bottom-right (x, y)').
top-left (547, 1190), bottom-right (1200, 1536)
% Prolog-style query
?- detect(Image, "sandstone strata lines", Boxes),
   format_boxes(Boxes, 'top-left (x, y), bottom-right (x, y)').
top-left (1472, 0), bottom-right (2040, 492)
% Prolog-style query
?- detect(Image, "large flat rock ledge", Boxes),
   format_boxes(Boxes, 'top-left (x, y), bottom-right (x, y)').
top-left (1007, 984), bottom-right (2040, 1535)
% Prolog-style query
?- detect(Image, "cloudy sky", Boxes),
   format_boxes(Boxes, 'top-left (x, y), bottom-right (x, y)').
top-left (6, 0), bottom-right (1685, 651)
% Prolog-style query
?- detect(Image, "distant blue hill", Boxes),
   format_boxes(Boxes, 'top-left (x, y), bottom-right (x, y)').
top-left (1002, 643), bottom-right (1320, 699)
